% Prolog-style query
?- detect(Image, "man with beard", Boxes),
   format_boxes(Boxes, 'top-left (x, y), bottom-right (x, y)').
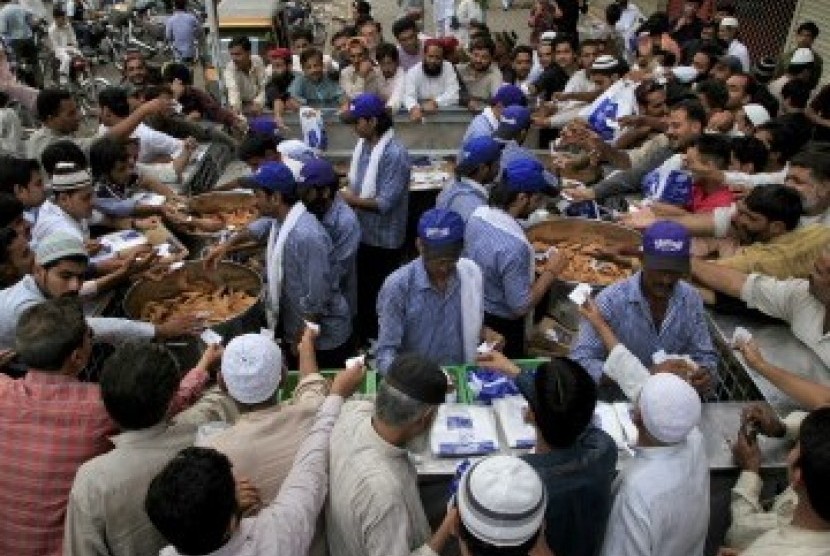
top-left (262, 48), bottom-right (297, 116)
top-left (464, 158), bottom-right (567, 357)
top-left (571, 221), bottom-right (718, 395)
top-left (296, 158), bottom-right (361, 318)
top-left (566, 99), bottom-right (706, 203)
top-left (718, 16), bottom-right (750, 72)
top-left (0, 232), bottom-right (198, 351)
top-left (223, 36), bottom-right (268, 115)
top-left (529, 35), bottom-right (579, 102)
top-left (122, 52), bottom-right (162, 88)
top-left (403, 39), bottom-right (460, 122)
top-left (503, 45), bottom-right (534, 90)
top-left (457, 37), bottom-right (503, 112)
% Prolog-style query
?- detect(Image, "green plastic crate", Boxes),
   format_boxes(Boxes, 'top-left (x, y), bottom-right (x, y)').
top-left (278, 369), bottom-right (377, 402)
top-left (443, 358), bottom-right (550, 405)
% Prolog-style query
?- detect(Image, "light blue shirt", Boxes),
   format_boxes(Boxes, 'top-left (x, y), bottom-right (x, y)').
top-left (435, 178), bottom-right (488, 222)
top-left (321, 196), bottom-right (361, 316)
top-left (0, 4), bottom-right (32, 40)
top-left (464, 210), bottom-right (532, 319)
top-left (375, 258), bottom-right (465, 374)
top-left (350, 135), bottom-right (410, 249)
top-left (165, 10), bottom-right (201, 60)
top-left (287, 75), bottom-right (344, 107)
top-left (270, 210), bottom-right (352, 351)
top-left (570, 272), bottom-right (719, 383)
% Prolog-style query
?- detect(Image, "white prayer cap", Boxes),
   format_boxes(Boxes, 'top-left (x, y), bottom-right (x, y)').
top-left (221, 333), bottom-right (283, 404)
top-left (638, 373), bottom-right (701, 444)
top-left (458, 456), bottom-right (547, 547)
top-left (720, 16), bottom-right (739, 28)
top-left (539, 31), bottom-right (557, 42)
top-left (50, 162), bottom-right (92, 191)
top-left (670, 66), bottom-right (699, 84)
top-left (743, 103), bottom-right (770, 127)
top-left (591, 55), bottom-right (619, 71)
top-left (791, 47), bottom-right (815, 65)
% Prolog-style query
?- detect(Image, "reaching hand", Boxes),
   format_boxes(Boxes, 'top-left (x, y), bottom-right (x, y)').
top-left (235, 477), bottom-right (262, 517)
top-left (732, 425), bottom-right (762, 473)
top-left (155, 313), bottom-right (205, 339)
top-left (475, 350), bottom-right (520, 378)
top-left (736, 338), bottom-right (766, 370)
top-left (742, 403), bottom-right (786, 438)
top-left (330, 363), bottom-right (366, 398)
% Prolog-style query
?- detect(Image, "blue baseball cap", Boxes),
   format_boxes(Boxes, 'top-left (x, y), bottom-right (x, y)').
top-left (297, 158), bottom-right (338, 189)
top-left (642, 221), bottom-right (691, 272)
top-left (492, 84), bottom-right (528, 108)
top-left (418, 208), bottom-right (465, 251)
top-left (345, 93), bottom-right (386, 120)
top-left (458, 136), bottom-right (504, 168)
top-left (493, 105), bottom-right (532, 140)
top-left (248, 115), bottom-right (283, 140)
top-left (503, 158), bottom-right (549, 193)
top-left (252, 161), bottom-right (297, 194)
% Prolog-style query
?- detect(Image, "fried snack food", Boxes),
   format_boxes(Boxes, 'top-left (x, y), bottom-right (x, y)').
top-left (139, 274), bottom-right (257, 326)
top-left (533, 239), bottom-right (634, 285)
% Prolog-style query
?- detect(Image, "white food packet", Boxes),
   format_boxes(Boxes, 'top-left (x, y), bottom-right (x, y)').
top-left (732, 327), bottom-right (752, 346)
top-left (476, 341), bottom-right (495, 355)
top-left (345, 354), bottom-right (365, 370)
top-left (200, 329), bottom-right (223, 346)
top-left (304, 321), bottom-right (320, 334)
top-left (569, 283), bottom-right (592, 306)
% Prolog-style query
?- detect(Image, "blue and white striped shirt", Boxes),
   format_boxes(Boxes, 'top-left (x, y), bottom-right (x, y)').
top-left (268, 210), bottom-right (352, 350)
top-left (434, 178), bottom-right (488, 223)
top-left (464, 211), bottom-right (533, 319)
top-left (350, 135), bottom-right (410, 249)
top-left (375, 258), bottom-right (466, 374)
top-left (321, 195), bottom-right (361, 316)
top-left (500, 140), bottom-right (559, 186)
top-left (570, 272), bottom-right (719, 383)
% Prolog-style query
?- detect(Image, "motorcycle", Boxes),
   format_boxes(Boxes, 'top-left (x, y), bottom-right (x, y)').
top-left (49, 52), bottom-right (110, 125)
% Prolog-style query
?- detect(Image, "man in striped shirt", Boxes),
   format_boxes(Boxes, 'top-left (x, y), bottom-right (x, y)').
top-left (436, 135), bottom-right (503, 222)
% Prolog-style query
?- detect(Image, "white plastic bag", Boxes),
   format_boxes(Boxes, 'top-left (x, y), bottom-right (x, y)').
top-left (642, 154), bottom-right (694, 206)
top-left (299, 107), bottom-right (328, 152)
top-left (579, 79), bottom-right (638, 142)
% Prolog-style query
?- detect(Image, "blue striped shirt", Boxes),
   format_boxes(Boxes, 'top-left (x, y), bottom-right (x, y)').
top-left (321, 195), bottom-right (361, 316)
top-left (375, 258), bottom-right (466, 374)
top-left (464, 211), bottom-right (533, 318)
top-left (434, 178), bottom-right (488, 222)
top-left (570, 272), bottom-right (719, 382)
top-left (350, 135), bottom-right (410, 249)
top-left (461, 112), bottom-right (498, 145)
top-left (269, 210), bottom-right (352, 350)
top-left (500, 141), bottom-right (559, 186)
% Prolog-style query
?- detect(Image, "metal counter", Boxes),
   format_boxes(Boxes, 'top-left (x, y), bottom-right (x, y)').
top-left (281, 108), bottom-right (543, 151)
top-left (708, 312), bottom-right (830, 413)
top-left (410, 402), bottom-right (792, 477)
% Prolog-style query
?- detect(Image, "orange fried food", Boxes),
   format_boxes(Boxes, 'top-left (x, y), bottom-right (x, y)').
top-left (534, 240), bottom-right (634, 285)
top-left (140, 274), bottom-right (257, 326)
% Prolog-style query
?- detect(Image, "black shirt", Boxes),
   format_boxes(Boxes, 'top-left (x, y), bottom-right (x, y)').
top-left (533, 65), bottom-right (570, 101)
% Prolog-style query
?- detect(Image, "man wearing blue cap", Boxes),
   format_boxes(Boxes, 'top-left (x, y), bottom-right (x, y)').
top-left (571, 221), bottom-right (718, 395)
top-left (437, 136), bottom-right (503, 222)
top-left (339, 93), bottom-right (410, 342)
top-left (376, 208), bottom-right (502, 374)
top-left (207, 162), bottom-right (353, 366)
top-left (494, 105), bottom-right (559, 187)
top-left (460, 84), bottom-right (528, 146)
top-left (296, 158), bottom-right (361, 317)
top-left (465, 158), bottom-right (567, 357)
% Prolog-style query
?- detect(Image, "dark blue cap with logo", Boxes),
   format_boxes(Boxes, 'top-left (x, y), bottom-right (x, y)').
top-left (458, 135), bottom-right (505, 168)
top-left (503, 158), bottom-right (549, 193)
top-left (494, 105), bottom-right (532, 140)
top-left (642, 221), bottom-right (691, 272)
top-left (248, 115), bottom-right (283, 140)
top-left (297, 158), bottom-right (338, 189)
top-left (418, 208), bottom-right (465, 247)
top-left (252, 162), bottom-right (297, 194)
top-left (492, 84), bottom-right (528, 108)
top-left (345, 93), bottom-right (387, 120)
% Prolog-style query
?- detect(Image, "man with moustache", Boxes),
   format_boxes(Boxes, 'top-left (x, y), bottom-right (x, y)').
top-left (571, 221), bottom-right (718, 395)
top-left (403, 39), bottom-right (460, 122)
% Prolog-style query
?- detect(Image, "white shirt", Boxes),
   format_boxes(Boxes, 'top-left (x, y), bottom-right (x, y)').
top-left (433, 0), bottom-right (455, 19)
top-left (32, 199), bottom-right (89, 247)
top-left (741, 525), bottom-right (830, 556)
top-left (381, 67), bottom-right (405, 112)
top-left (98, 123), bottom-right (183, 164)
top-left (616, 2), bottom-right (644, 40)
top-left (728, 40), bottom-right (751, 72)
top-left (402, 61), bottom-right (460, 110)
top-left (47, 21), bottom-right (77, 49)
top-left (549, 69), bottom-right (597, 127)
top-left (740, 273), bottom-right (830, 368)
top-left (599, 345), bottom-right (710, 556)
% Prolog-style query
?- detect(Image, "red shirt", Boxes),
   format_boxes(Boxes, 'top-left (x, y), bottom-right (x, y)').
top-left (687, 182), bottom-right (734, 214)
top-left (0, 368), bottom-right (209, 556)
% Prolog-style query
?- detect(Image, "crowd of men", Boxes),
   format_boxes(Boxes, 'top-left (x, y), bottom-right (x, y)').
top-left (0, 0), bottom-right (830, 555)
